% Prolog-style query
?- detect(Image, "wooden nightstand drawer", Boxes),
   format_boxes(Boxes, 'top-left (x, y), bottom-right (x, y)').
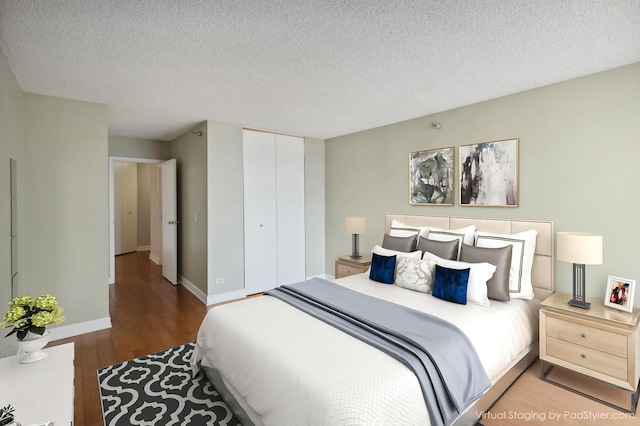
top-left (547, 336), bottom-right (627, 380)
top-left (547, 316), bottom-right (627, 357)
top-left (335, 254), bottom-right (372, 279)
top-left (336, 262), bottom-right (364, 277)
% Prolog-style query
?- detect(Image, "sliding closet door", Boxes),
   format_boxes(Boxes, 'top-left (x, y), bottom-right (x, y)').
top-left (276, 134), bottom-right (305, 285)
top-left (243, 130), bottom-right (278, 293)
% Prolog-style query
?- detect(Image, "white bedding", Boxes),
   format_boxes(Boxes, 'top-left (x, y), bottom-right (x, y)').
top-left (191, 273), bottom-right (540, 426)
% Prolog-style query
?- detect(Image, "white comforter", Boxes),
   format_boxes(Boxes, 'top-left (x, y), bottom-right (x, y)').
top-left (191, 274), bottom-right (540, 426)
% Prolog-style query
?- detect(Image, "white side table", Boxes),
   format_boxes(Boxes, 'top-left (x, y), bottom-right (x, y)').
top-left (0, 343), bottom-right (74, 425)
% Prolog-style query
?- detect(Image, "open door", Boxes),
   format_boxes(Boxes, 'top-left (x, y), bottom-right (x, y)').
top-left (160, 159), bottom-right (178, 285)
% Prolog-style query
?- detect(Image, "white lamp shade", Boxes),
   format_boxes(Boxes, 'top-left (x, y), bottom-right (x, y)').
top-left (557, 232), bottom-right (603, 265)
top-left (345, 217), bottom-right (366, 234)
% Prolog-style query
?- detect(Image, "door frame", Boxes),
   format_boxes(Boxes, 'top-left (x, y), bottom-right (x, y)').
top-left (108, 156), bottom-right (163, 284)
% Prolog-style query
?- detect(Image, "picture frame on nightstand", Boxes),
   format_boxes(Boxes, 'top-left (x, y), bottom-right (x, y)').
top-left (604, 275), bottom-right (636, 313)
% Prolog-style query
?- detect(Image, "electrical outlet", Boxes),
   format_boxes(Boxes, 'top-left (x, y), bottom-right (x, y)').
top-left (215, 277), bottom-right (224, 284)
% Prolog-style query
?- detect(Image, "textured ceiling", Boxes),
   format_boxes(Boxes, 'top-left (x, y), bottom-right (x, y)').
top-left (1, 1), bottom-right (639, 141)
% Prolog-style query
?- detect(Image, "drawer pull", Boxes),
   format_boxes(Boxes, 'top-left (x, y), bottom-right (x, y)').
top-left (580, 333), bottom-right (586, 338)
top-left (581, 354), bottom-right (586, 359)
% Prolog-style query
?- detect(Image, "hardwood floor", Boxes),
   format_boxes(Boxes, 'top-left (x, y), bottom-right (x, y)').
top-left (50, 252), bottom-right (639, 425)
top-left (481, 360), bottom-right (638, 425)
top-left (50, 252), bottom-right (208, 426)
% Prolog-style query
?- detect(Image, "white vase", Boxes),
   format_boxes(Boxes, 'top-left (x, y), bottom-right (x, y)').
top-left (17, 331), bottom-right (51, 364)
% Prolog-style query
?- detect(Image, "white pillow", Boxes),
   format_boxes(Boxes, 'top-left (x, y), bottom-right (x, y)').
top-left (424, 252), bottom-right (495, 307)
top-left (426, 225), bottom-right (476, 245)
top-left (425, 225), bottom-right (476, 258)
top-left (368, 245), bottom-right (423, 275)
top-left (475, 229), bottom-right (538, 300)
top-left (394, 257), bottom-right (436, 293)
top-left (389, 220), bottom-right (429, 238)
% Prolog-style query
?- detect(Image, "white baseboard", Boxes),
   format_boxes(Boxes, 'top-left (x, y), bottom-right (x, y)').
top-left (206, 289), bottom-right (249, 306)
top-left (149, 253), bottom-right (161, 265)
top-left (137, 246), bottom-right (151, 252)
top-left (179, 275), bottom-right (207, 304)
top-left (49, 317), bottom-right (112, 342)
top-left (179, 275), bottom-right (250, 306)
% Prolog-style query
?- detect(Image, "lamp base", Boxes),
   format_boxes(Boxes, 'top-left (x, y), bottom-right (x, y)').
top-left (350, 234), bottom-right (361, 259)
top-left (568, 263), bottom-right (590, 309)
top-left (568, 299), bottom-right (591, 309)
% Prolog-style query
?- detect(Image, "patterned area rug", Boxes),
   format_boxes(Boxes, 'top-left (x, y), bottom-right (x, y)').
top-left (98, 343), bottom-right (241, 426)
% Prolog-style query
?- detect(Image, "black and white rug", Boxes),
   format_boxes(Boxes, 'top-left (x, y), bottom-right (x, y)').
top-left (98, 343), bottom-right (241, 426)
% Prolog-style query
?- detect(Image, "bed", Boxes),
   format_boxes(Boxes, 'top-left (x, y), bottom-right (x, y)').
top-left (191, 214), bottom-right (554, 426)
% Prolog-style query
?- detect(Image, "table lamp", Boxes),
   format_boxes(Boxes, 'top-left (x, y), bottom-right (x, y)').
top-left (345, 217), bottom-right (366, 259)
top-left (557, 231), bottom-right (603, 309)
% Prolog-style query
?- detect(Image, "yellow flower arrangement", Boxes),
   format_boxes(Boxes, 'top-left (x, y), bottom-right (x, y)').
top-left (1, 294), bottom-right (65, 341)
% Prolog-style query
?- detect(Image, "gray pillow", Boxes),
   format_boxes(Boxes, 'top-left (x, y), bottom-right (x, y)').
top-left (382, 233), bottom-right (417, 252)
top-left (417, 237), bottom-right (459, 260)
top-left (460, 243), bottom-right (513, 301)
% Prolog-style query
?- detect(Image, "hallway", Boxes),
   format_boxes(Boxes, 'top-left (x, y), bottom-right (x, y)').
top-left (51, 251), bottom-right (207, 426)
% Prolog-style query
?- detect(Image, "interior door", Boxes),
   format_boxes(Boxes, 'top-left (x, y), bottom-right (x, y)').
top-left (243, 130), bottom-right (277, 293)
top-left (275, 134), bottom-right (305, 285)
top-left (160, 159), bottom-right (178, 285)
top-left (114, 162), bottom-right (138, 255)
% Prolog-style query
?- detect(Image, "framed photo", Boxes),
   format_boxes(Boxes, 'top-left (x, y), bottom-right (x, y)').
top-left (604, 275), bottom-right (636, 313)
top-left (459, 137), bottom-right (518, 207)
top-left (409, 146), bottom-right (453, 205)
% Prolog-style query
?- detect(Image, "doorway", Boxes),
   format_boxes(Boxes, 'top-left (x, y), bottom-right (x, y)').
top-left (108, 157), bottom-right (163, 284)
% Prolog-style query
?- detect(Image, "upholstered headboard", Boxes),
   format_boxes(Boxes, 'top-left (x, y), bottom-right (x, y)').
top-left (385, 214), bottom-right (554, 300)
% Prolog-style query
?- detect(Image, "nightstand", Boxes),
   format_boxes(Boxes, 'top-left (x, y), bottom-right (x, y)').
top-left (539, 292), bottom-right (640, 413)
top-left (335, 254), bottom-right (372, 279)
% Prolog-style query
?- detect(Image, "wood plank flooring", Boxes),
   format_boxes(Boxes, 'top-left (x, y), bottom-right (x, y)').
top-left (49, 252), bottom-right (207, 426)
top-left (481, 361), bottom-right (638, 425)
top-left (50, 252), bottom-right (639, 425)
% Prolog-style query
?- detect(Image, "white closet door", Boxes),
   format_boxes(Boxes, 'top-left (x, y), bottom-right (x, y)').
top-left (114, 161), bottom-right (138, 255)
top-left (276, 134), bottom-right (306, 285)
top-left (243, 130), bottom-right (278, 293)
top-left (114, 162), bottom-right (123, 254)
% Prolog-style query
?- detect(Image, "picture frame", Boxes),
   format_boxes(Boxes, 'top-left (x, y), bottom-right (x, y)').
top-left (459, 137), bottom-right (519, 207)
top-left (604, 275), bottom-right (636, 313)
top-left (409, 146), bottom-right (453, 205)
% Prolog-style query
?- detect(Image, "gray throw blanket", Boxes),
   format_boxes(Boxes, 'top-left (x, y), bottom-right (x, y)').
top-left (266, 278), bottom-right (490, 426)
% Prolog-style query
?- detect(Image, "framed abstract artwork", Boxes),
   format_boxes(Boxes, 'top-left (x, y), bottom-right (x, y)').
top-left (604, 275), bottom-right (635, 313)
top-left (459, 137), bottom-right (519, 207)
top-left (409, 146), bottom-right (453, 205)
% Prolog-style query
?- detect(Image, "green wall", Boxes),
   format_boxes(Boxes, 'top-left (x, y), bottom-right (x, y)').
top-left (305, 137), bottom-right (326, 278)
top-left (1, 45), bottom-right (110, 352)
top-left (23, 93), bottom-right (110, 330)
top-left (326, 63), bottom-right (640, 305)
top-left (0, 48), bottom-right (25, 356)
top-left (207, 121), bottom-right (245, 298)
top-left (109, 135), bottom-right (171, 159)
top-left (171, 122), bottom-right (209, 293)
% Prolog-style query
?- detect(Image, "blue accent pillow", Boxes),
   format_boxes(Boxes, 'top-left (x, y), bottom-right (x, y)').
top-left (432, 264), bottom-right (470, 304)
top-left (369, 253), bottom-right (397, 284)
